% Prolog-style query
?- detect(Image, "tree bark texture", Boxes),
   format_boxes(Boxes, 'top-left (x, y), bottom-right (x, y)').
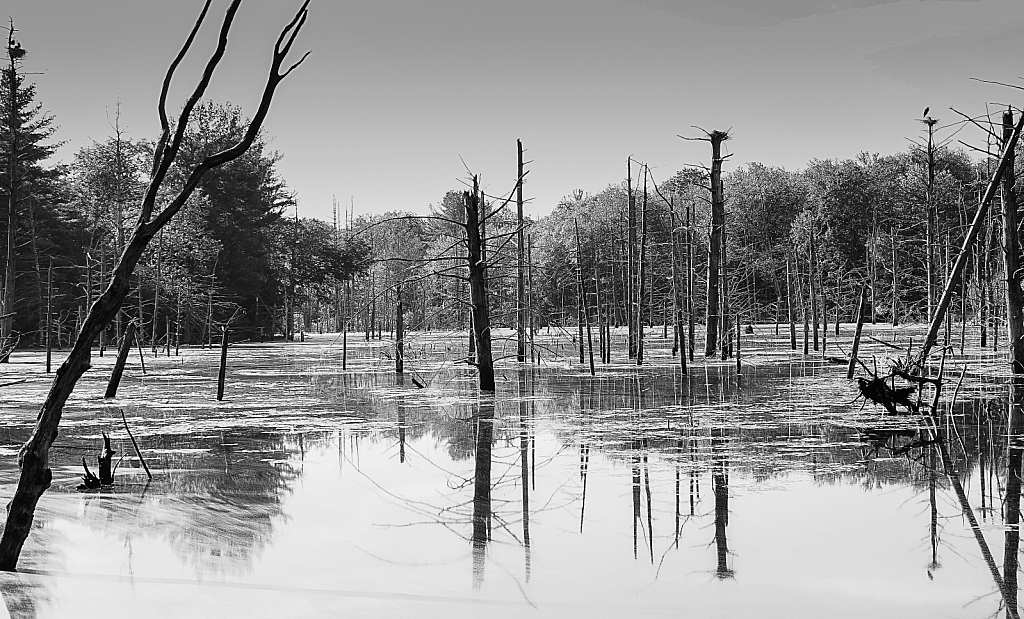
top-left (705, 132), bottom-right (727, 356)
top-left (465, 181), bottom-right (495, 391)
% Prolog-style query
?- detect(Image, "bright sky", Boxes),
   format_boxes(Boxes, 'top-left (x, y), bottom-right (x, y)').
top-left (9, 0), bottom-right (1024, 222)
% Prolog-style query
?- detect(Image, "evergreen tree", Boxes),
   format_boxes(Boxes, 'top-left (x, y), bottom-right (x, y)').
top-left (0, 24), bottom-right (60, 359)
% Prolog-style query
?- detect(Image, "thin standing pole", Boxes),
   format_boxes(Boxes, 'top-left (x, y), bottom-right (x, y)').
top-left (575, 219), bottom-right (595, 375)
top-left (45, 260), bottom-right (52, 373)
top-left (847, 284), bottom-right (868, 380)
top-left (217, 326), bottom-right (229, 401)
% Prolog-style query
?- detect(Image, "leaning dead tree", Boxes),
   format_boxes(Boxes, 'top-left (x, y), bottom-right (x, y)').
top-left (0, 0), bottom-right (311, 570)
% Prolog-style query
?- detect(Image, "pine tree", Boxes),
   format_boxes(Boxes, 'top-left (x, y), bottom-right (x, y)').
top-left (0, 23), bottom-right (59, 360)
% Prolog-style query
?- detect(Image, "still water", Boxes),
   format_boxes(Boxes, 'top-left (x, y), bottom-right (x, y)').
top-left (0, 329), bottom-right (1019, 618)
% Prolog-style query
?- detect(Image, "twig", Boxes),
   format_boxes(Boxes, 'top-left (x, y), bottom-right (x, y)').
top-left (867, 335), bottom-right (903, 350)
top-left (120, 408), bottom-right (152, 480)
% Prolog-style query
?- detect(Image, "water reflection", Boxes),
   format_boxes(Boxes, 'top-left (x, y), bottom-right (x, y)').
top-left (1003, 390), bottom-right (1024, 619)
top-left (8, 337), bottom-right (1024, 617)
top-left (518, 370), bottom-right (531, 582)
top-left (471, 397), bottom-right (494, 589)
top-left (712, 435), bottom-right (733, 580)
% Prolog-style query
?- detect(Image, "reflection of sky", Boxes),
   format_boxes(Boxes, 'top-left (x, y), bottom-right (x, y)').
top-left (0, 329), bottom-right (1016, 617)
top-left (0, 431), bottom-right (1007, 618)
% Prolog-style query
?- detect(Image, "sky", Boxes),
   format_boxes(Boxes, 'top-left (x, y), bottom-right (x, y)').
top-left (7, 0), bottom-right (1024, 223)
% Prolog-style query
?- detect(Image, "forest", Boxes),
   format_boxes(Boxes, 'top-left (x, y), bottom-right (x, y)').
top-left (4, 2), bottom-right (1024, 618)
top-left (0, 25), bottom-right (1006, 366)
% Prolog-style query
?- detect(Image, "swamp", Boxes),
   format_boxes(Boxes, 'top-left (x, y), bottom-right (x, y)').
top-left (1, 322), bottom-right (1023, 618)
top-left (3, 1), bottom-right (1024, 617)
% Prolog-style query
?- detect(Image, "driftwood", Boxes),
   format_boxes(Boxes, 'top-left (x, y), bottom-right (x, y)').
top-left (77, 434), bottom-right (116, 490)
top-left (857, 377), bottom-right (917, 415)
top-left (78, 458), bottom-right (100, 490)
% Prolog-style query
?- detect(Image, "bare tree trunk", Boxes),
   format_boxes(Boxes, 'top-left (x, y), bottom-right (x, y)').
top-left (686, 198), bottom-right (695, 362)
top-left (892, 226), bottom-right (899, 327)
top-left (705, 132), bottom-right (728, 356)
top-left (99, 246), bottom-right (107, 356)
top-left (45, 261), bottom-right (51, 373)
top-left (926, 117), bottom-right (937, 322)
top-left (786, 254), bottom-right (797, 350)
top-left (342, 277), bottom-right (349, 370)
top-left (982, 212), bottom-right (990, 347)
top-left (636, 170), bottom-right (648, 366)
top-left (104, 320), bottom-right (137, 399)
top-left (395, 281), bottom-right (404, 374)
top-left (669, 198), bottom-right (687, 375)
top-left (1000, 110), bottom-right (1024, 382)
top-left (574, 219), bottom-right (595, 375)
top-left (720, 194), bottom-right (730, 361)
top-left (27, 200), bottom-right (44, 347)
top-left (797, 258), bottom-right (809, 355)
top-left (809, 228), bottom-right (819, 352)
top-left (528, 234), bottom-right (536, 363)
top-left (217, 326), bottom-right (228, 401)
top-left (627, 159), bottom-right (637, 358)
top-left (151, 228), bottom-right (163, 352)
top-left (465, 178), bottom-right (494, 391)
top-left (847, 284), bottom-right (867, 380)
top-left (595, 248), bottom-right (606, 365)
top-left (517, 139), bottom-right (526, 363)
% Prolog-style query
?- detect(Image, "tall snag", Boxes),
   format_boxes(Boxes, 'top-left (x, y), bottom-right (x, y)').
top-left (0, 0), bottom-right (311, 570)
top-left (465, 178), bottom-right (495, 391)
top-left (516, 139), bottom-right (526, 363)
top-left (685, 129), bottom-right (730, 356)
top-left (627, 158), bottom-right (637, 358)
top-left (1000, 109), bottom-right (1024, 381)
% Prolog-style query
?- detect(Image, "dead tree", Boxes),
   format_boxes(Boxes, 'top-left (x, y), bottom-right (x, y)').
top-left (627, 158), bottom-right (637, 358)
top-left (516, 139), bottom-right (526, 363)
top-left (668, 197), bottom-right (687, 374)
top-left (574, 219), bottom-right (595, 375)
top-left (636, 168), bottom-right (648, 365)
top-left (395, 280), bottom-right (404, 373)
top-left (924, 114), bottom-right (938, 321)
top-left (465, 180), bottom-right (495, 391)
top-left (682, 129), bottom-right (730, 356)
top-left (0, 0), bottom-right (311, 570)
top-left (1000, 110), bottom-right (1024, 386)
top-left (104, 319), bottom-right (137, 398)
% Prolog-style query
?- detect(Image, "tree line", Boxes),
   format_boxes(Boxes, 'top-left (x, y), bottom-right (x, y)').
top-left (0, 33), bottom-right (369, 361)
top-left (322, 119), bottom-right (1009, 375)
top-left (2, 19), bottom-right (1018, 374)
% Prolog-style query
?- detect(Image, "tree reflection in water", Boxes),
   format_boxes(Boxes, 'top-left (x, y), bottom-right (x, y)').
top-left (711, 436), bottom-right (733, 580)
top-left (471, 397), bottom-right (495, 589)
